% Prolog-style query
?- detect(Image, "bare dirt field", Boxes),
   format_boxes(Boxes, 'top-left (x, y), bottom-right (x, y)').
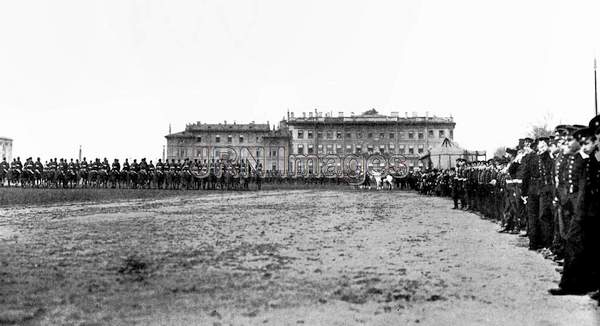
top-left (1, 189), bottom-right (598, 325)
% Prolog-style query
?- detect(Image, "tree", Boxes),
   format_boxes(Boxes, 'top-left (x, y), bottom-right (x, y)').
top-left (493, 147), bottom-right (506, 159)
top-left (526, 112), bottom-right (556, 138)
top-left (362, 109), bottom-right (379, 115)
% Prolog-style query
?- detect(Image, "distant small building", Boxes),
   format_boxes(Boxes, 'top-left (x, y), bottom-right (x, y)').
top-left (0, 137), bottom-right (12, 162)
top-left (419, 137), bottom-right (487, 169)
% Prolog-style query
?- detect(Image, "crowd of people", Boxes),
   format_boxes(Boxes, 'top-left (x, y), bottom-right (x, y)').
top-left (415, 115), bottom-right (600, 301)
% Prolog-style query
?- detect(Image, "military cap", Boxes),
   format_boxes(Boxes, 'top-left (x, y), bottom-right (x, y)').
top-left (536, 136), bottom-right (549, 144)
top-left (505, 147), bottom-right (518, 156)
top-left (554, 124), bottom-right (569, 134)
top-left (589, 115), bottom-right (600, 133)
top-left (573, 127), bottom-right (592, 143)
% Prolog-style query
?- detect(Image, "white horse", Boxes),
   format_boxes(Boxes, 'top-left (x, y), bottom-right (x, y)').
top-left (384, 174), bottom-right (394, 190)
top-left (372, 171), bottom-right (383, 190)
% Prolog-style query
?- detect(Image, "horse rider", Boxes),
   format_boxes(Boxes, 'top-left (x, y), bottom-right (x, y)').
top-left (80, 157), bottom-right (88, 172)
top-left (131, 159), bottom-right (139, 172)
top-left (140, 158), bottom-right (148, 172)
top-left (34, 157), bottom-right (44, 174)
top-left (1, 157), bottom-right (9, 173)
top-left (148, 160), bottom-right (155, 173)
top-left (122, 158), bottom-right (130, 172)
top-left (112, 159), bottom-right (121, 172)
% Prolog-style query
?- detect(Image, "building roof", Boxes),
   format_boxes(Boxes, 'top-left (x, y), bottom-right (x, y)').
top-left (165, 122), bottom-right (274, 138)
top-left (185, 122), bottom-right (270, 132)
top-left (0, 137), bottom-right (12, 141)
top-left (286, 115), bottom-right (454, 126)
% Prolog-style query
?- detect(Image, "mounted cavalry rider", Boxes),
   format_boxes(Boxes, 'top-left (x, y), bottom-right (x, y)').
top-left (34, 157), bottom-right (44, 174)
top-left (80, 157), bottom-right (88, 171)
top-left (1, 157), bottom-right (9, 173)
top-left (140, 158), bottom-right (148, 172)
top-left (131, 159), bottom-right (139, 172)
top-left (122, 158), bottom-right (130, 172)
top-left (155, 159), bottom-right (164, 172)
top-left (112, 159), bottom-right (121, 172)
top-left (148, 160), bottom-right (155, 173)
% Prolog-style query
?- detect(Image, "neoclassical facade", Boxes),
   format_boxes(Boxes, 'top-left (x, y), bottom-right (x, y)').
top-left (165, 110), bottom-right (456, 171)
top-left (285, 110), bottom-right (456, 168)
top-left (1, 137), bottom-right (12, 162)
top-left (165, 121), bottom-right (290, 171)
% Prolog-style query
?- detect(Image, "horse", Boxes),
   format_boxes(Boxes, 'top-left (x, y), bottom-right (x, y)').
top-left (383, 174), bottom-right (394, 190)
top-left (78, 169), bottom-right (89, 188)
top-left (108, 169), bottom-right (120, 189)
top-left (8, 168), bottom-right (21, 187)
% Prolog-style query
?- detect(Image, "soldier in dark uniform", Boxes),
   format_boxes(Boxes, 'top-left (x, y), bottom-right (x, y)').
top-left (521, 137), bottom-right (554, 250)
top-left (550, 126), bottom-right (598, 295)
top-left (131, 159), bottom-right (139, 172)
top-left (111, 159), bottom-right (121, 172)
top-left (452, 158), bottom-right (467, 209)
top-left (255, 162), bottom-right (263, 190)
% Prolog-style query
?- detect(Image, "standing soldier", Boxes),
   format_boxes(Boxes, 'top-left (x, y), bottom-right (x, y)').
top-left (255, 161), bottom-right (263, 190)
top-left (549, 126), bottom-right (598, 295)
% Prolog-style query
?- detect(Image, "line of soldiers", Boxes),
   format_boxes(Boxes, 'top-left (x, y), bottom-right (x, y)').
top-left (0, 156), bottom-right (268, 190)
top-left (419, 115), bottom-right (600, 300)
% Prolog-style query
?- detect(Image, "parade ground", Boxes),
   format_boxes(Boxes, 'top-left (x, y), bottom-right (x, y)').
top-left (1, 189), bottom-right (598, 326)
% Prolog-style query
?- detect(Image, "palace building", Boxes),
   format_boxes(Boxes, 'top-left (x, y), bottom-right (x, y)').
top-left (165, 109), bottom-right (459, 171)
top-left (1, 137), bottom-right (12, 162)
top-left (285, 109), bottom-right (456, 168)
top-left (165, 121), bottom-right (290, 172)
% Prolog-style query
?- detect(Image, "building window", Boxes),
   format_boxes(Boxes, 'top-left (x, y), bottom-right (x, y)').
top-left (389, 133), bottom-right (394, 139)
top-left (357, 132), bottom-right (363, 139)
top-left (379, 133), bottom-right (385, 139)
top-left (408, 132), bottom-right (414, 139)
top-left (239, 135), bottom-right (244, 143)
top-left (408, 146), bottom-right (414, 154)
top-left (367, 145), bottom-right (374, 153)
top-left (367, 132), bottom-right (373, 139)
top-left (418, 147), bottom-right (424, 154)
top-left (399, 145), bottom-right (405, 154)
top-left (428, 130), bottom-right (434, 137)
top-left (307, 130), bottom-right (313, 139)
top-left (356, 146), bottom-right (362, 153)
top-left (418, 132), bottom-right (424, 140)
top-left (346, 145), bottom-right (352, 153)
top-left (298, 130), bottom-right (304, 139)
top-left (308, 144), bottom-right (314, 154)
top-left (196, 136), bottom-right (202, 142)
top-left (326, 144), bottom-right (333, 154)
top-left (326, 131), bottom-right (333, 139)
top-left (215, 135), bottom-right (221, 143)
top-left (227, 135), bottom-right (232, 143)
top-left (379, 145), bottom-right (385, 153)
top-left (389, 144), bottom-right (395, 153)
top-left (439, 130), bottom-right (445, 138)
top-left (345, 132), bottom-right (352, 139)
top-left (196, 149), bottom-right (201, 157)
top-left (336, 131), bottom-right (342, 139)
top-left (297, 145), bottom-right (304, 155)
top-left (450, 130), bottom-right (454, 139)
top-left (336, 144), bottom-right (342, 153)
top-left (317, 131), bottom-right (323, 139)
top-left (318, 144), bottom-right (324, 154)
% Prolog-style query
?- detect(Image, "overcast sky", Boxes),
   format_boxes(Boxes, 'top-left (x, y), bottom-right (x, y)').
top-left (1, 1), bottom-right (599, 160)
